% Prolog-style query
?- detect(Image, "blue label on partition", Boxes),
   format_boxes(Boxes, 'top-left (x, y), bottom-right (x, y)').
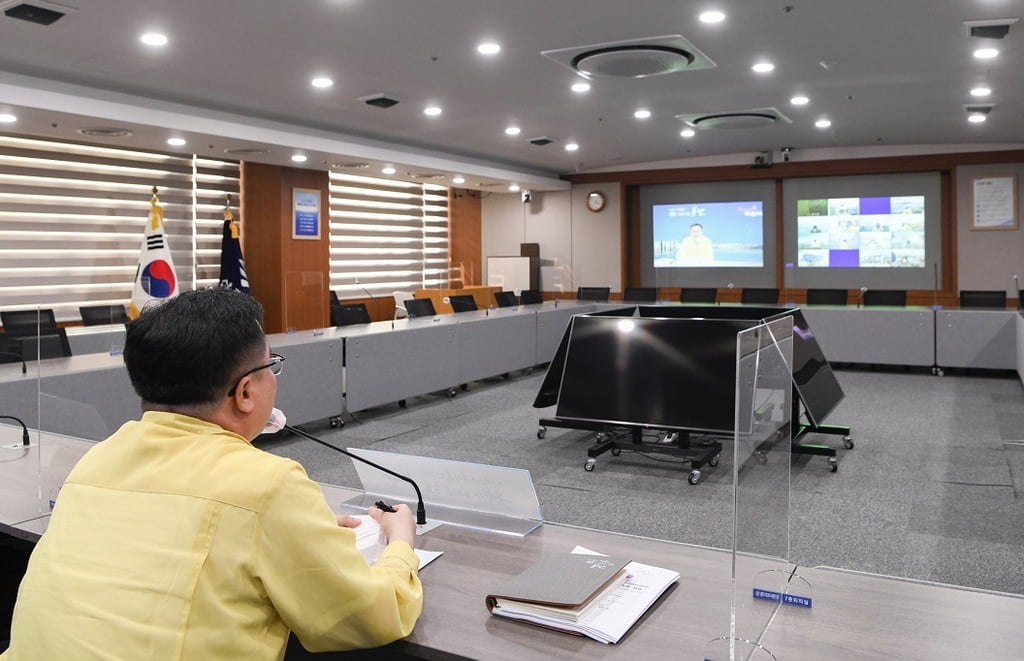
top-left (753, 588), bottom-right (812, 608)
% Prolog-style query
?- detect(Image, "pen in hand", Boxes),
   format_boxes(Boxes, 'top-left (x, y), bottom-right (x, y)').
top-left (375, 500), bottom-right (397, 513)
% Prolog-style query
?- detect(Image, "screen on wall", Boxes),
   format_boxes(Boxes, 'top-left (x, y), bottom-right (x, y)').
top-left (795, 195), bottom-right (925, 268)
top-left (653, 200), bottom-right (764, 268)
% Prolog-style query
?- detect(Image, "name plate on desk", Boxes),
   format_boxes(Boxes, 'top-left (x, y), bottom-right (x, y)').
top-left (346, 448), bottom-right (542, 536)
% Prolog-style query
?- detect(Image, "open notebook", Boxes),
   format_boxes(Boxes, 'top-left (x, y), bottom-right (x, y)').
top-left (350, 514), bottom-right (442, 569)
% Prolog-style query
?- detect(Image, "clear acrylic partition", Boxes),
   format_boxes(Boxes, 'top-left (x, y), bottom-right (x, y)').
top-left (706, 315), bottom-right (794, 661)
top-left (283, 270), bottom-right (327, 335)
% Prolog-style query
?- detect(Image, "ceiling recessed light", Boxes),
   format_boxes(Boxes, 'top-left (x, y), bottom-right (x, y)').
top-left (452, 176), bottom-right (466, 184)
top-left (424, 105), bottom-right (442, 117)
top-left (815, 119), bottom-right (832, 128)
top-left (634, 109), bottom-right (651, 119)
top-left (790, 95), bottom-right (810, 105)
top-left (477, 42), bottom-right (501, 55)
top-left (970, 87), bottom-right (992, 97)
top-left (166, 137), bottom-right (186, 147)
top-left (680, 128), bottom-right (695, 138)
top-left (291, 154), bottom-right (308, 163)
top-left (699, 10), bottom-right (726, 23)
top-left (752, 62), bottom-right (775, 73)
top-left (311, 77), bottom-right (334, 89)
top-left (0, 113), bottom-right (16, 123)
top-left (139, 32), bottom-right (168, 47)
top-left (508, 184), bottom-right (521, 192)
top-left (564, 142), bottom-right (580, 152)
top-left (973, 48), bottom-right (999, 59)
top-left (571, 81), bottom-right (591, 93)
top-left (967, 114), bottom-right (987, 124)
top-left (381, 166), bottom-right (396, 175)
top-left (505, 126), bottom-right (521, 136)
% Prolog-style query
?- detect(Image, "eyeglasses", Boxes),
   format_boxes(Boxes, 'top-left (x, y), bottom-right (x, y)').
top-left (227, 353), bottom-right (285, 396)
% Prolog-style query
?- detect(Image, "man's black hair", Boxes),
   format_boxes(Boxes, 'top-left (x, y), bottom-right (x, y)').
top-left (124, 289), bottom-right (265, 405)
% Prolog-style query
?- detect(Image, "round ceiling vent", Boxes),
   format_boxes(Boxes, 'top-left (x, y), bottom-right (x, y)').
top-left (571, 45), bottom-right (695, 78)
top-left (77, 126), bottom-right (133, 137)
top-left (690, 112), bottom-right (778, 129)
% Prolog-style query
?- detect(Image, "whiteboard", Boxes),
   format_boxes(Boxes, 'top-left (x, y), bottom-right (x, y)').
top-left (487, 256), bottom-right (531, 293)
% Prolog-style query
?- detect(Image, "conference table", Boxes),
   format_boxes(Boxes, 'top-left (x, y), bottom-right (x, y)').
top-left (3, 428), bottom-right (1022, 660)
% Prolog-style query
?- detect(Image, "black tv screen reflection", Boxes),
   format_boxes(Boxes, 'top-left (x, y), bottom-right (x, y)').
top-left (554, 315), bottom-right (750, 434)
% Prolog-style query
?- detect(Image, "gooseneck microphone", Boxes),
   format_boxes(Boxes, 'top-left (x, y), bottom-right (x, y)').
top-left (0, 352), bottom-right (27, 374)
top-left (354, 277), bottom-right (380, 321)
top-left (284, 425), bottom-right (427, 525)
top-left (0, 414), bottom-right (31, 446)
top-left (1014, 274), bottom-right (1020, 310)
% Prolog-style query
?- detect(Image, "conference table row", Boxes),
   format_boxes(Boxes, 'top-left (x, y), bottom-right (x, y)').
top-left (1, 302), bottom-right (1021, 441)
top-left (2, 429), bottom-right (1022, 660)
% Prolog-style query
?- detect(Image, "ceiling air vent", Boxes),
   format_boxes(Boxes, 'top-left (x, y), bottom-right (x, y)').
top-left (528, 136), bottom-right (555, 146)
top-left (963, 18), bottom-right (1018, 39)
top-left (676, 108), bottom-right (792, 130)
top-left (542, 35), bottom-right (715, 79)
top-left (330, 162), bottom-right (370, 170)
top-left (224, 147), bottom-right (270, 156)
top-left (77, 126), bottom-right (132, 137)
top-left (407, 172), bottom-right (445, 180)
top-left (1, 0), bottom-right (75, 25)
top-left (359, 93), bottom-right (401, 109)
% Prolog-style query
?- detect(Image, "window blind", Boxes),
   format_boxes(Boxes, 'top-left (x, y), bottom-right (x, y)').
top-left (0, 134), bottom-right (239, 323)
top-left (328, 172), bottom-right (450, 300)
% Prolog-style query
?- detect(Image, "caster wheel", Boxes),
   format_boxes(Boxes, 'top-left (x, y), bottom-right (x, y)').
top-left (329, 416), bottom-right (344, 428)
top-left (595, 432), bottom-right (606, 442)
top-left (398, 399), bottom-right (407, 409)
top-left (502, 373), bottom-right (510, 380)
top-left (844, 436), bottom-right (854, 449)
top-left (585, 460), bottom-right (596, 472)
top-left (611, 447), bottom-right (621, 456)
top-left (709, 454), bottom-right (720, 467)
top-left (828, 457), bottom-right (838, 473)
top-left (756, 452), bottom-right (768, 465)
top-left (688, 470), bottom-right (701, 485)
top-left (536, 427), bottom-right (547, 439)
top-left (460, 383), bottom-right (468, 391)
top-left (448, 388), bottom-right (457, 398)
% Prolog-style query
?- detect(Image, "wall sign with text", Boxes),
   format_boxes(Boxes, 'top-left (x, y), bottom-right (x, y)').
top-left (292, 188), bottom-right (321, 239)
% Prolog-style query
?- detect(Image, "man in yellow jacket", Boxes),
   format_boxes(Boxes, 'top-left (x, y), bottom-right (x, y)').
top-left (2, 288), bottom-right (422, 659)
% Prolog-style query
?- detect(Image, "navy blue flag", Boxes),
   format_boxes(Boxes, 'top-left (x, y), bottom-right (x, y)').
top-left (219, 208), bottom-right (249, 293)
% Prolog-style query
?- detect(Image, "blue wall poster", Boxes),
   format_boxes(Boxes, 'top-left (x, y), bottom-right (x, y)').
top-left (292, 188), bottom-right (321, 239)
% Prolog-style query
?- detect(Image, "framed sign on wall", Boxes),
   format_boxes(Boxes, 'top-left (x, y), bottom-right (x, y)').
top-left (969, 175), bottom-right (1018, 231)
top-left (292, 188), bottom-right (321, 239)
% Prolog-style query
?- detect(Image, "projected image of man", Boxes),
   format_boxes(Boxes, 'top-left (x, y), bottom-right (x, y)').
top-left (676, 223), bottom-right (714, 264)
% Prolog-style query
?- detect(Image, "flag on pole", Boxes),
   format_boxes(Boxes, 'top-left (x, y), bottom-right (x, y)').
top-left (128, 187), bottom-right (179, 319)
top-left (218, 194), bottom-right (249, 293)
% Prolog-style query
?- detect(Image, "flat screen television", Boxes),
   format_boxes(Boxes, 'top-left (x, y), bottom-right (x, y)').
top-left (796, 195), bottom-right (925, 268)
top-left (652, 200), bottom-right (764, 268)
top-left (553, 315), bottom-right (752, 434)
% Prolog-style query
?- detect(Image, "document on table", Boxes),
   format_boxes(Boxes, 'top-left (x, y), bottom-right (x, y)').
top-left (350, 515), bottom-right (443, 570)
top-left (487, 544), bottom-right (678, 644)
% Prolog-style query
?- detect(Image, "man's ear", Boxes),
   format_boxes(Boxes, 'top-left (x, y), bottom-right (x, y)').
top-left (231, 375), bottom-right (258, 414)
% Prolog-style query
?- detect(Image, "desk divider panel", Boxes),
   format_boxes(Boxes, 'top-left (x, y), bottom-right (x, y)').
top-left (706, 316), bottom-right (794, 661)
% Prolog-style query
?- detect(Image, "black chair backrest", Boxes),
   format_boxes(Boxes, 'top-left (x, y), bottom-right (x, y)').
top-left (404, 298), bottom-right (437, 318)
top-left (862, 289), bottom-right (906, 307)
top-left (577, 286), bottom-right (611, 302)
top-left (330, 290), bottom-right (340, 306)
top-left (519, 289), bottom-right (543, 305)
top-left (0, 327), bottom-right (72, 361)
top-left (330, 303), bottom-right (372, 326)
top-left (741, 288), bottom-right (779, 304)
top-left (2, 309), bottom-right (58, 335)
top-left (805, 289), bottom-right (848, 306)
top-left (494, 291), bottom-right (518, 308)
top-left (679, 288), bottom-right (717, 303)
top-left (79, 304), bottom-right (130, 326)
top-left (958, 290), bottom-right (1006, 309)
top-left (623, 287), bottom-right (657, 302)
top-left (449, 294), bottom-right (478, 312)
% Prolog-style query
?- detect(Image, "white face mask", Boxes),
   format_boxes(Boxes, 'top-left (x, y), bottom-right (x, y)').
top-left (262, 407), bottom-right (287, 435)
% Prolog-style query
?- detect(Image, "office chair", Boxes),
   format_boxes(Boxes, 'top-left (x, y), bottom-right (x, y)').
top-left (494, 291), bottom-right (518, 308)
top-left (330, 290), bottom-right (340, 306)
top-left (576, 286), bottom-right (611, 302)
top-left (449, 294), bottom-right (479, 312)
top-left (392, 291), bottom-right (414, 319)
top-left (740, 288), bottom-right (779, 304)
top-left (623, 287), bottom-right (657, 303)
top-left (0, 328), bottom-right (72, 361)
top-left (79, 304), bottom-right (130, 326)
top-left (958, 290), bottom-right (1006, 309)
top-left (519, 289), bottom-right (543, 305)
top-left (679, 288), bottom-right (717, 303)
top-left (404, 297), bottom-right (437, 318)
top-left (862, 289), bottom-right (906, 307)
top-left (1, 309), bottom-right (59, 335)
top-left (330, 303), bottom-right (372, 326)
top-left (805, 289), bottom-right (848, 306)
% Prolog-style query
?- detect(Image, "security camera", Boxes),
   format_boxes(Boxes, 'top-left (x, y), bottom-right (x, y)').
top-left (781, 147), bottom-right (793, 162)
top-left (521, 189), bottom-right (533, 203)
